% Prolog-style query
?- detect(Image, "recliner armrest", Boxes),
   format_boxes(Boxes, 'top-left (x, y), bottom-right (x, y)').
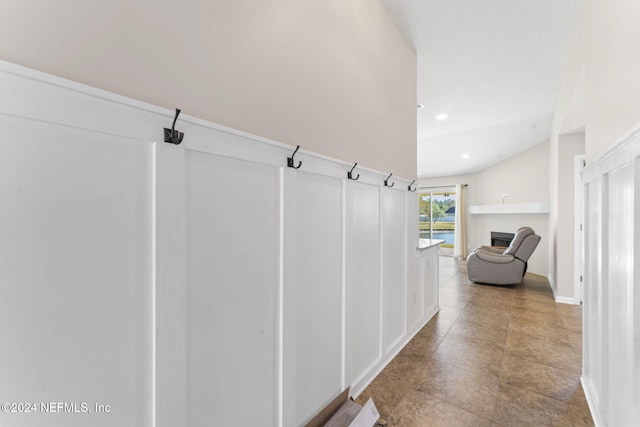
top-left (477, 245), bottom-right (505, 254)
top-left (474, 250), bottom-right (515, 264)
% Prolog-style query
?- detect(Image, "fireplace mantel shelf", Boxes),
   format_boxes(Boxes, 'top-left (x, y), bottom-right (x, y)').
top-left (469, 202), bottom-right (550, 214)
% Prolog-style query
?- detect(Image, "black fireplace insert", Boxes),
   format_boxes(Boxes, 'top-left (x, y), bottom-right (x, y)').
top-left (491, 231), bottom-right (514, 247)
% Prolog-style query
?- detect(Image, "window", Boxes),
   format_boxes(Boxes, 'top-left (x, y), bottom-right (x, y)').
top-left (419, 190), bottom-right (456, 255)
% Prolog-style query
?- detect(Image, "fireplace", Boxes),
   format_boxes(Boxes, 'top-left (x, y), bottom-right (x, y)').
top-left (491, 231), bottom-right (514, 248)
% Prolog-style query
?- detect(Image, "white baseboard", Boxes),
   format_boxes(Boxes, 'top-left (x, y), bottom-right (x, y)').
top-left (581, 376), bottom-right (603, 427)
top-left (548, 274), bottom-right (578, 305)
top-left (555, 296), bottom-right (578, 305)
top-left (548, 273), bottom-right (557, 296)
top-left (424, 303), bottom-right (440, 323)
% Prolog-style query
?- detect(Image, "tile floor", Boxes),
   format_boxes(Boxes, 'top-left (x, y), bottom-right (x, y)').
top-left (356, 256), bottom-right (594, 426)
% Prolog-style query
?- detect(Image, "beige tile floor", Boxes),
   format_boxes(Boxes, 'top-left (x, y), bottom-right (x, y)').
top-left (356, 256), bottom-right (594, 426)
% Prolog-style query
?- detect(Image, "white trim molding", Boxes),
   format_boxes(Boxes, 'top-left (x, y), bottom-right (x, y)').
top-left (469, 202), bottom-right (550, 214)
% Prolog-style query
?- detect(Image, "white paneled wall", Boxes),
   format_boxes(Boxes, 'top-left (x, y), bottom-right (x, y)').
top-left (0, 61), bottom-right (439, 427)
top-left (283, 171), bottom-right (344, 426)
top-left (185, 151), bottom-right (280, 426)
top-left (582, 124), bottom-right (640, 427)
top-left (345, 182), bottom-right (382, 388)
top-left (382, 189), bottom-right (408, 355)
top-left (419, 246), bottom-right (440, 318)
top-left (0, 115), bottom-right (154, 427)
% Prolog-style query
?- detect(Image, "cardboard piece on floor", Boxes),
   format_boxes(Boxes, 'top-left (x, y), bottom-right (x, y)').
top-left (304, 388), bottom-right (386, 427)
top-left (345, 398), bottom-right (380, 427)
top-left (324, 400), bottom-right (363, 427)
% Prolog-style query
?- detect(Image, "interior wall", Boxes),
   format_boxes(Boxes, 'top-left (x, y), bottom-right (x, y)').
top-left (552, 0), bottom-right (640, 161)
top-left (0, 0), bottom-right (417, 178)
top-left (547, 3), bottom-right (588, 304)
top-left (584, 0), bottom-right (640, 161)
top-left (551, 0), bottom-right (640, 298)
top-left (419, 142), bottom-right (551, 277)
top-left (0, 62), bottom-right (433, 427)
top-left (550, 1), bottom-right (640, 423)
top-left (549, 2), bottom-right (587, 303)
top-left (473, 142), bottom-right (550, 276)
top-left (474, 141), bottom-right (550, 204)
top-left (556, 132), bottom-right (585, 300)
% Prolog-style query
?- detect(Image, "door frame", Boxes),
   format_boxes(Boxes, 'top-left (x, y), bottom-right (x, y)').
top-left (574, 154), bottom-right (586, 304)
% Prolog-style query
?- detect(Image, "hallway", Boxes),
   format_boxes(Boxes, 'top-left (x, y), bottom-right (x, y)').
top-left (356, 257), bottom-right (594, 426)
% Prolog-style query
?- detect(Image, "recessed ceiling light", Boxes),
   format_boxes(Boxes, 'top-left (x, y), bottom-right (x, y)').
top-left (435, 114), bottom-right (448, 121)
top-left (461, 154), bottom-right (469, 159)
top-left (417, 103), bottom-right (424, 109)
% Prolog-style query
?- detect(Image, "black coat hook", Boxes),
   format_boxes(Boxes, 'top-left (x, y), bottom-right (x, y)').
top-left (164, 108), bottom-right (184, 145)
top-left (408, 180), bottom-right (417, 192)
top-left (287, 145), bottom-right (302, 169)
top-left (348, 163), bottom-right (360, 180)
top-left (384, 173), bottom-right (395, 187)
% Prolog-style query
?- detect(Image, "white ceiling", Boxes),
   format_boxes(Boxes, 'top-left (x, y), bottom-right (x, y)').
top-left (381, 0), bottom-right (580, 178)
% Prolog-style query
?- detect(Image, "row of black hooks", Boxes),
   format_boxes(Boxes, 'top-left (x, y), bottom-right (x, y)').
top-left (162, 115), bottom-right (419, 192)
top-left (287, 146), bottom-right (418, 192)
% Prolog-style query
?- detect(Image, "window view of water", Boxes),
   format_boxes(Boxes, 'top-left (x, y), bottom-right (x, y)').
top-left (420, 230), bottom-right (455, 243)
top-left (419, 190), bottom-right (456, 250)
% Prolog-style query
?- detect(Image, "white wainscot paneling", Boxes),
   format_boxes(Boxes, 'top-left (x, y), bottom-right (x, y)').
top-left (419, 245), bottom-right (440, 318)
top-left (183, 150), bottom-right (280, 427)
top-left (283, 171), bottom-right (343, 426)
top-left (581, 123), bottom-right (640, 427)
top-left (605, 162), bottom-right (635, 427)
top-left (381, 188), bottom-right (407, 354)
top-left (345, 182), bottom-right (381, 389)
top-left (405, 194), bottom-right (422, 331)
top-left (583, 177), bottom-right (604, 419)
top-left (0, 115), bottom-right (154, 427)
top-left (0, 60), bottom-right (433, 427)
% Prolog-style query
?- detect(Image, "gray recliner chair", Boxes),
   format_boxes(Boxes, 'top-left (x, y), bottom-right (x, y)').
top-left (467, 227), bottom-right (541, 285)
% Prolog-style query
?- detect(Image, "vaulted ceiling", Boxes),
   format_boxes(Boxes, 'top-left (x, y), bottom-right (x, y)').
top-left (381, 0), bottom-right (580, 178)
